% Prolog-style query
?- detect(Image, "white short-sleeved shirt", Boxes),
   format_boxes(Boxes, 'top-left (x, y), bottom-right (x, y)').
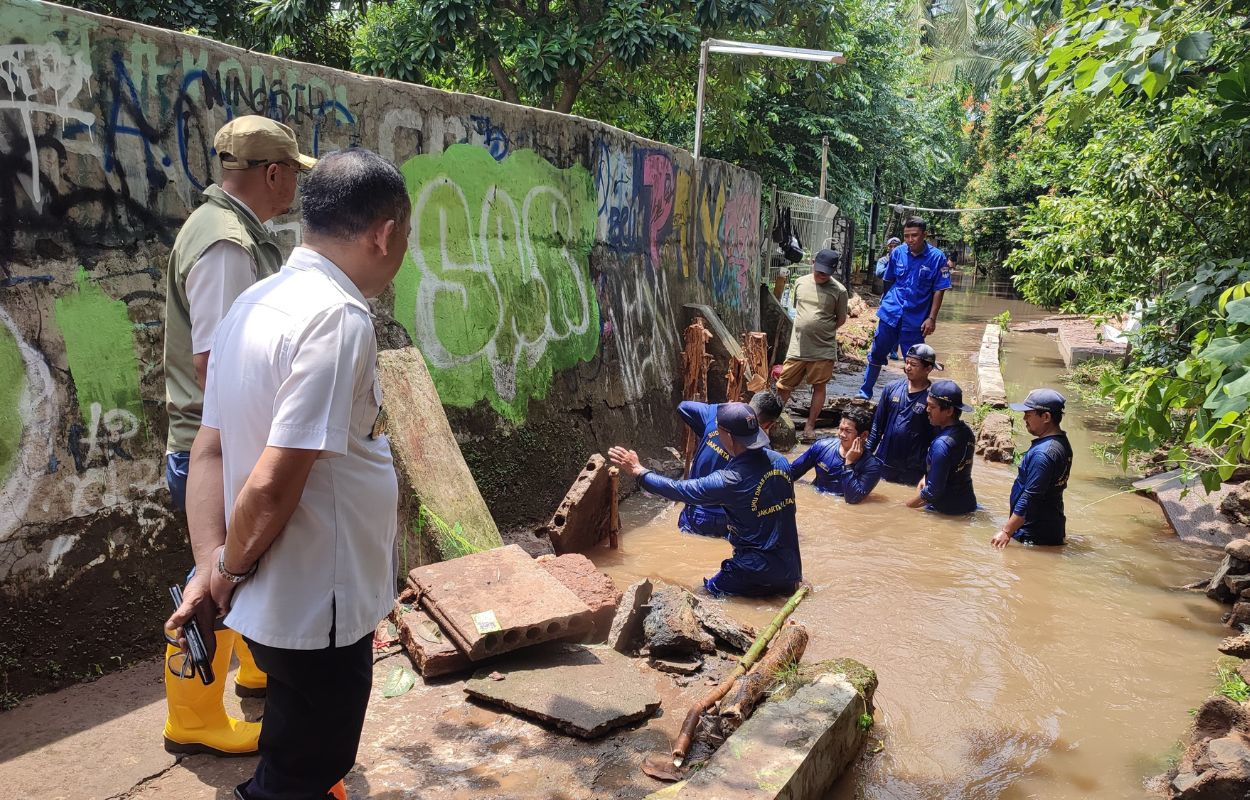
top-left (185, 188), bottom-right (261, 354)
top-left (203, 246), bottom-right (399, 650)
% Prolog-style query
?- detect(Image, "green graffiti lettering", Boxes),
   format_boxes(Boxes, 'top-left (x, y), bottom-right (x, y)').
top-left (0, 321), bottom-right (28, 483)
top-left (54, 269), bottom-right (143, 424)
top-left (393, 144), bottom-right (599, 422)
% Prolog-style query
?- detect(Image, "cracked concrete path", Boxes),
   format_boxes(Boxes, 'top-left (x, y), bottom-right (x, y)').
top-left (0, 648), bottom-right (720, 799)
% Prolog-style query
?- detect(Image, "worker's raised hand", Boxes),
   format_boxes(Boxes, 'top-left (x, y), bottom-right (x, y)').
top-left (608, 446), bottom-right (646, 477)
top-left (845, 437), bottom-right (863, 465)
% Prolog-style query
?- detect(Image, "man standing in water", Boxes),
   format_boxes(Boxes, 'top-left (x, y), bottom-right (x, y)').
top-left (866, 344), bottom-right (941, 485)
top-left (906, 379), bottom-right (977, 515)
top-left (610, 403), bottom-right (801, 597)
top-left (776, 248), bottom-right (848, 441)
top-left (992, 389), bottom-right (1073, 547)
top-left (676, 392), bottom-right (785, 537)
top-left (789, 406), bottom-right (882, 503)
top-left (858, 217), bottom-right (950, 399)
top-left (161, 115), bottom-right (315, 756)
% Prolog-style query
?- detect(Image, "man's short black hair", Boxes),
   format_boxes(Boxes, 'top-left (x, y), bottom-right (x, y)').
top-left (1039, 408), bottom-right (1063, 425)
top-left (903, 216), bottom-right (928, 233)
top-left (842, 406), bottom-right (872, 435)
top-left (932, 396), bottom-right (963, 419)
top-left (749, 390), bottom-right (784, 424)
top-left (301, 148), bottom-right (409, 240)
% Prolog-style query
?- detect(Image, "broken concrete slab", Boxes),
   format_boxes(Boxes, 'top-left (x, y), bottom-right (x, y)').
top-left (535, 454), bottom-right (618, 555)
top-left (1142, 470), bottom-right (1250, 548)
top-left (975, 324), bottom-right (1007, 408)
top-left (464, 643), bottom-right (661, 738)
top-left (375, 348), bottom-right (504, 569)
top-left (1010, 315), bottom-right (1085, 334)
top-left (409, 544), bottom-right (594, 660)
top-left (647, 672), bottom-right (870, 800)
top-left (976, 411), bottom-right (1015, 464)
top-left (691, 597), bottom-right (756, 653)
top-left (393, 602), bottom-right (472, 678)
top-left (644, 583), bottom-right (715, 657)
top-left (537, 553), bottom-right (620, 640)
top-left (1056, 318), bottom-right (1127, 367)
top-left (760, 287), bottom-right (794, 369)
top-left (649, 656), bottom-right (702, 675)
top-left (608, 578), bottom-right (654, 654)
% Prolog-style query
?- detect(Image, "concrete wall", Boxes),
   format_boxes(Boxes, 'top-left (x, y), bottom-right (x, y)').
top-left (0, 0), bottom-right (761, 694)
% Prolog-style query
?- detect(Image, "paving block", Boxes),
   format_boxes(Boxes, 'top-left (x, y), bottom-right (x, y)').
top-left (1143, 470), bottom-right (1250, 549)
top-left (408, 544), bottom-right (594, 660)
top-left (1056, 319), bottom-right (1127, 367)
top-left (535, 454), bottom-right (617, 555)
top-left (537, 554), bottom-right (620, 640)
top-left (975, 324), bottom-right (1007, 408)
top-left (464, 643), bottom-right (661, 738)
top-left (376, 347), bottom-right (504, 569)
top-left (648, 673), bottom-right (868, 800)
top-left (392, 601), bottom-right (472, 678)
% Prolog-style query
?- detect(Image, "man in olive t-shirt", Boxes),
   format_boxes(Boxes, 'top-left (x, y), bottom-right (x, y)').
top-left (776, 248), bottom-right (849, 440)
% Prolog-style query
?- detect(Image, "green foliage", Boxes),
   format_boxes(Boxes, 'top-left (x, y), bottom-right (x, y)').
top-left (857, 712), bottom-right (875, 731)
top-left (991, 309), bottom-right (1011, 328)
top-left (1217, 660), bottom-right (1250, 702)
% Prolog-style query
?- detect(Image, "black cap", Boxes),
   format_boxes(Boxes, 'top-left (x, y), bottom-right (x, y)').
top-left (905, 343), bottom-right (944, 371)
top-left (929, 379), bottom-right (973, 413)
top-left (813, 248), bottom-right (840, 275)
top-left (1009, 388), bottom-right (1066, 414)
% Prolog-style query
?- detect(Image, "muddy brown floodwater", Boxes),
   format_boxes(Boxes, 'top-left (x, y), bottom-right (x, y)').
top-left (591, 283), bottom-right (1227, 799)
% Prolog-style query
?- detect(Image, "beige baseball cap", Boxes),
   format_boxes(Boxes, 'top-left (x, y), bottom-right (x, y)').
top-left (214, 115), bottom-right (317, 171)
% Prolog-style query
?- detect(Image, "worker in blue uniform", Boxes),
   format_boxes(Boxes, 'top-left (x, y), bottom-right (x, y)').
top-left (865, 343), bottom-right (941, 485)
top-left (992, 389), bottom-right (1073, 547)
top-left (906, 379), bottom-right (977, 515)
top-left (789, 407), bottom-right (882, 504)
top-left (858, 217), bottom-right (951, 399)
top-left (609, 403), bottom-right (802, 597)
top-left (677, 392), bottom-right (784, 537)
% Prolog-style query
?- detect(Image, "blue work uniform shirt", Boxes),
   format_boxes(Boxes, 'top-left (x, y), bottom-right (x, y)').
top-left (789, 438), bottom-right (882, 504)
top-left (921, 420), bottom-right (977, 515)
top-left (866, 378), bottom-right (935, 485)
top-left (1009, 433), bottom-right (1073, 545)
top-left (640, 448), bottom-right (802, 597)
top-left (676, 401), bottom-right (731, 537)
top-left (878, 243), bottom-right (951, 331)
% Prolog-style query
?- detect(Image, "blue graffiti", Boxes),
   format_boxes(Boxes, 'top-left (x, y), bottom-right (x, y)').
top-left (470, 115), bottom-right (511, 161)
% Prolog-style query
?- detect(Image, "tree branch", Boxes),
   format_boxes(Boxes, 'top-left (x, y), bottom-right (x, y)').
top-left (1140, 173), bottom-right (1215, 251)
top-left (487, 56), bottom-right (522, 104)
top-left (580, 49), bottom-right (614, 84)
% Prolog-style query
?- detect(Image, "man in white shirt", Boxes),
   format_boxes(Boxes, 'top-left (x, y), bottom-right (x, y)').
top-left (166, 148), bottom-right (410, 800)
top-left (161, 115), bottom-right (314, 756)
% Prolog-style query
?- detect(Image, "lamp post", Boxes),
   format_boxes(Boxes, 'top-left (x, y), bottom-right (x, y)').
top-left (693, 38), bottom-right (846, 162)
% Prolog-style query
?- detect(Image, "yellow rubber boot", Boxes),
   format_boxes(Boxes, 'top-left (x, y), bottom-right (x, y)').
top-left (234, 637), bottom-right (268, 698)
top-left (163, 628), bottom-right (261, 756)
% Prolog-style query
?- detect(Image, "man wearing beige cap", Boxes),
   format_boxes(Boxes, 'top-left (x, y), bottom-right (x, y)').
top-left (161, 115), bottom-right (315, 758)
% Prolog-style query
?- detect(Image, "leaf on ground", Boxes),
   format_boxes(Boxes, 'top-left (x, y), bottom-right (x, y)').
top-left (382, 664), bottom-right (418, 698)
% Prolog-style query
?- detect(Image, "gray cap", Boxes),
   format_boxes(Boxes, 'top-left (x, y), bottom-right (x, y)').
top-left (905, 343), bottom-right (944, 371)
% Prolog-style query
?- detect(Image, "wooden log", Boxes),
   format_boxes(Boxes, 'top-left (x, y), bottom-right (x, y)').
top-left (742, 332), bottom-right (770, 394)
top-left (608, 466), bottom-right (621, 549)
top-left (724, 355), bottom-right (745, 403)
top-left (718, 622), bottom-right (809, 733)
top-left (681, 318), bottom-right (713, 476)
top-left (670, 584), bottom-right (809, 765)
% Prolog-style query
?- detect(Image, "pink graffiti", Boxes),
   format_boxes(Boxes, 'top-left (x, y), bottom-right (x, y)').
top-left (642, 153), bottom-right (674, 273)
top-left (721, 191), bottom-right (760, 297)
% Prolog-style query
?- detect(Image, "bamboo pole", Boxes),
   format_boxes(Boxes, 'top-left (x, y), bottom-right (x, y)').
top-left (670, 584), bottom-right (809, 765)
top-left (608, 466), bottom-right (621, 549)
top-left (719, 623), bottom-right (808, 732)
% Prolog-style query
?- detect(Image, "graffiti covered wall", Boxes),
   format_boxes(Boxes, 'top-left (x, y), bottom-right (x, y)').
top-left (0, 0), bottom-right (761, 686)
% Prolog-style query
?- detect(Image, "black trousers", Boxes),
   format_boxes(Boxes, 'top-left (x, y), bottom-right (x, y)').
top-left (238, 633), bottom-right (373, 800)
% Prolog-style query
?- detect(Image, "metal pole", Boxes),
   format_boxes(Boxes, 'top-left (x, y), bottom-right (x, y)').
top-left (693, 40), bottom-right (709, 162)
top-left (819, 136), bottom-right (828, 200)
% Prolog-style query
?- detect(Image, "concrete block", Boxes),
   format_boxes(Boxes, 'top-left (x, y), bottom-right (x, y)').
top-left (535, 454), bottom-right (616, 555)
top-left (1056, 319), bottom-right (1127, 367)
top-left (975, 324), bottom-right (1007, 408)
top-left (1146, 470), bottom-right (1250, 548)
top-left (648, 673), bottom-right (868, 800)
top-left (375, 348), bottom-right (504, 568)
top-left (608, 578), bottom-right (654, 654)
top-left (393, 601), bottom-right (472, 678)
top-left (464, 643), bottom-right (661, 738)
top-left (408, 544), bottom-right (594, 660)
top-left (537, 553), bottom-right (620, 640)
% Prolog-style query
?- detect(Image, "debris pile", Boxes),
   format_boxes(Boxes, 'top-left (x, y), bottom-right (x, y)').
top-left (975, 410), bottom-right (1015, 464)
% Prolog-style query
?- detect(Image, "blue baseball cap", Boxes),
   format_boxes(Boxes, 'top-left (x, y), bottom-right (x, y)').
top-left (1009, 388), bottom-right (1066, 414)
top-left (716, 402), bottom-right (771, 450)
top-left (929, 379), bottom-right (973, 413)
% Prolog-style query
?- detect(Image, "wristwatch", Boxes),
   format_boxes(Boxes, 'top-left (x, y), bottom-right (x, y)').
top-left (216, 546), bottom-right (256, 584)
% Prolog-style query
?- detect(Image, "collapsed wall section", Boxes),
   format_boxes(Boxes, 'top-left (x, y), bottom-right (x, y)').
top-left (0, 0), bottom-right (761, 692)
